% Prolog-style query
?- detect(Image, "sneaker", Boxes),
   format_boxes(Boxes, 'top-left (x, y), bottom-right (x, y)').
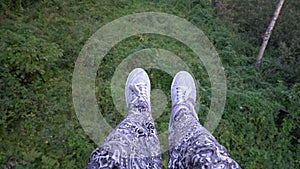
top-left (125, 68), bottom-right (151, 112)
top-left (170, 71), bottom-right (198, 124)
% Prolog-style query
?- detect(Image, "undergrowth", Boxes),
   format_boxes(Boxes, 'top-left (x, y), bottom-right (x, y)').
top-left (0, 0), bottom-right (299, 168)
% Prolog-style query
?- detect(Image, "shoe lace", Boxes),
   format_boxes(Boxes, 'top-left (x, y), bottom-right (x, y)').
top-left (130, 82), bottom-right (149, 110)
top-left (175, 86), bottom-right (190, 105)
top-left (171, 86), bottom-right (197, 125)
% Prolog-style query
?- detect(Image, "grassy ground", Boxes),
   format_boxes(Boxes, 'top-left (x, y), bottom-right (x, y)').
top-left (0, 0), bottom-right (299, 168)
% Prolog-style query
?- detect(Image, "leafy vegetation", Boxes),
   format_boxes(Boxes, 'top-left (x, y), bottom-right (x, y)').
top-left (0, 0), bottom-right (299, 168)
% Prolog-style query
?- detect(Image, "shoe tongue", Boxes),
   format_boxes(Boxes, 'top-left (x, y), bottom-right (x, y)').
top-left (133, 96), bottom-right (150, 112)
top-left (184, 87), bottom-right (192, 100)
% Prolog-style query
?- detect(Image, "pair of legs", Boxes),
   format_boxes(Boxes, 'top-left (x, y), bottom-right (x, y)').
top-left (86, 68), bottom-right (241, 169)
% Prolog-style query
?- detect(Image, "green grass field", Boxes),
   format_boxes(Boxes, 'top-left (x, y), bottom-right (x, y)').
top-left (0, 0), bottom-right (299, 168)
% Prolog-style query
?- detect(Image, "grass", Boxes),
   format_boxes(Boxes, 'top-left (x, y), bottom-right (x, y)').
top-left (0, 0), bottom-right (299, 168)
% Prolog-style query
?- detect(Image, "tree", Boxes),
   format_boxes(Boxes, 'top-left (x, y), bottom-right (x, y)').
top-left (255, 0), bottom-right (285, 68)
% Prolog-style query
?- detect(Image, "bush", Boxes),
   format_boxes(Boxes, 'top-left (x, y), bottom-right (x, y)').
top-left (0, 0), bottom-right (299, 168)
top-left (0, 29), bottom-right (63, 84)
top-left (0, 0), bottom-right (39, 11)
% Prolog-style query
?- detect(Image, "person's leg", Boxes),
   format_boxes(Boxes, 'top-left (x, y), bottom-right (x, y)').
top-left (86, 68), bottom-right (162, 169)
top-left (168, 71), bottom-right (241, 169)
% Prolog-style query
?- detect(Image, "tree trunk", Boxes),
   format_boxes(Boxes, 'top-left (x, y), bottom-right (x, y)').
top-left (255, 0), bottom-right (285, 68)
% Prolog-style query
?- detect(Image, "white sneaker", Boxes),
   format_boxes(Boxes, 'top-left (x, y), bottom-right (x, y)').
top-left (170, 71), bottom-right (198, 124)
top-left (125, 68), bottom-right (151, 112)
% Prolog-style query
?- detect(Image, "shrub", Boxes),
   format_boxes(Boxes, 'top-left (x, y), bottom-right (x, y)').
top-left (0, 29), bottom-right (63, 84)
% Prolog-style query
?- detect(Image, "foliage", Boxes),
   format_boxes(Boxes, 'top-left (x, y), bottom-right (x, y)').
top-left (0, 29), bottom-right (63, 84)
top-left (0, 0), bottom-right (299, 169)
top-left (0, 0), bottom-right (38, 11)
top-left (217, 0), bottom-right (300, 83)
